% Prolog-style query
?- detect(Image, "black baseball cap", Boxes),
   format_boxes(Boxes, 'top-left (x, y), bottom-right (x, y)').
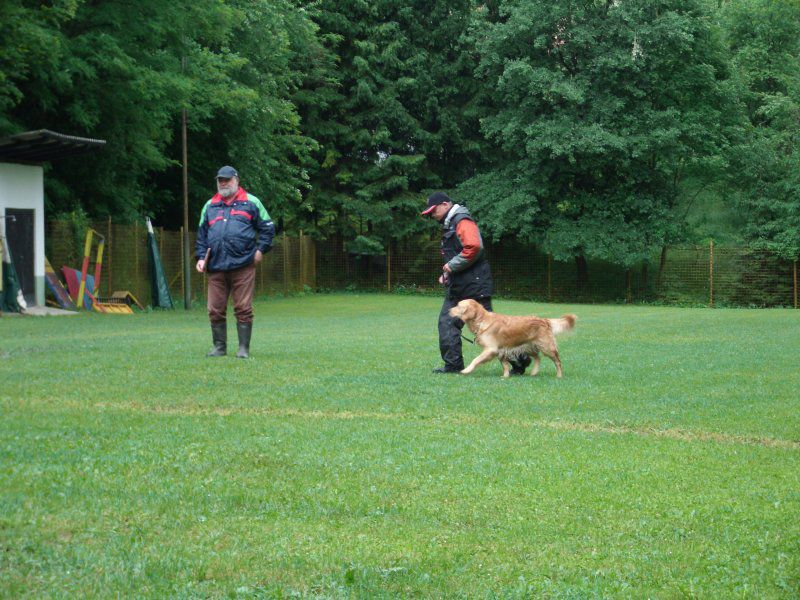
top-left (216, 166), bottom-right (238, 179)
top-left (420, 191), bottom-right (452, 216)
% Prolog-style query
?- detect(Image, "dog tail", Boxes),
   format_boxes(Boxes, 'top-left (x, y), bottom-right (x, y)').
top-left (550, 314), bottom-right (577, 336)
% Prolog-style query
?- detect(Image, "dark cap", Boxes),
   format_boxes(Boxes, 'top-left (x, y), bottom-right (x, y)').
top-left (420, 191), bottom-right (452, 216)
top-left (216, 165), bottom-right (239, 179)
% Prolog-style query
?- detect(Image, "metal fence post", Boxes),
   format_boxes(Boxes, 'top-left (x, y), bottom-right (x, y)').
top-left (709, 239), bottom-right (714, 308)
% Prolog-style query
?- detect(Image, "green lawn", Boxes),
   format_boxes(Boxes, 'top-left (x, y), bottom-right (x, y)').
top-left (1, 294), bottom-right (798, 598)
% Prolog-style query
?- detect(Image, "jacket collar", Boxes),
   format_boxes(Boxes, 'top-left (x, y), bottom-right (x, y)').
top-left (211, 187), bottom-right (248, 205)
top-left (442, 204), bottom-right (469, 228)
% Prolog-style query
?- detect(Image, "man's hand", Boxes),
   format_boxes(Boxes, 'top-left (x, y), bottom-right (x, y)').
top-left (439, 263), bottom-right (452, 285)
top-left (196, 259), bottom-right (206, 273)
top-left (254, 250), bottom-right (263, 264)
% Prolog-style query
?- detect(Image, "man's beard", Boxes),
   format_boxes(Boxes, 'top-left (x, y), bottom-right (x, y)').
top-left (218, 185), bottom-right (238, 198)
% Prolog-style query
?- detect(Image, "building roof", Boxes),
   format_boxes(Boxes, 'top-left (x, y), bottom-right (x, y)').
top-left (0, 129), bottom-right (106, 164)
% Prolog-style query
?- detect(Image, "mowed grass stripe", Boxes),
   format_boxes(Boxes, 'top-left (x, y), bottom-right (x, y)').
top-left (84, 403), bottom-right (800, 449)
top-left (3, 397), bottom-right (799, 450)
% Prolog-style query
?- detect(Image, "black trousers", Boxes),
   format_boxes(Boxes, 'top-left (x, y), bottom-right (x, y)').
top-left (438, 296), bottom-right (532, 373)
top-left (438, 296), bottom-right (492, 370)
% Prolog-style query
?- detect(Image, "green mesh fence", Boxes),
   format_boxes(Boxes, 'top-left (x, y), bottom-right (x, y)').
top-left (46, 222), bottom-right (798, 308)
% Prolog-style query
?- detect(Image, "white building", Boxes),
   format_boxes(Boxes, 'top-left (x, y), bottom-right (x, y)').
top-left (0, 130), bottom-right (105, 306)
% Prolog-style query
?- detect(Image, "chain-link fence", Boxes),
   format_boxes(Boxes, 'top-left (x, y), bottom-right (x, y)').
top-left (46, 221), bottom-right (798, 308)
top-left (317, 236), bottom-right (799, 308)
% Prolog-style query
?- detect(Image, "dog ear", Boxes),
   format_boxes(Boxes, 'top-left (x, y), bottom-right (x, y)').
top-left (463, 301), bottom-right (476, 320)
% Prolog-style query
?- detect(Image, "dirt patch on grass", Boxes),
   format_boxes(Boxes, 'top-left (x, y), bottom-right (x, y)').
top-left (90, 402), bottom-right (800, 450)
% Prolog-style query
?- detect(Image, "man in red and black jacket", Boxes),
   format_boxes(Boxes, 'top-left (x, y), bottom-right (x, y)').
top-left (196, 166), bottom-right (275, 358)
top-left (421, 192), bottom-right (530, 375)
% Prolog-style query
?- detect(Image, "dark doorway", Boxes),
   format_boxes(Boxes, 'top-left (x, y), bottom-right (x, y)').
top-left (6, 209), bottom-right (35, 304)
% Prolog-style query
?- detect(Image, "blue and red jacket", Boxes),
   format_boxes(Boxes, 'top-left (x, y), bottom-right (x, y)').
top-left (196, 187), bottom-right (275, 273)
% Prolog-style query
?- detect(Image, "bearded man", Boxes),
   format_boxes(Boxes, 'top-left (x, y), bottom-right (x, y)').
top-left (196, 166), bottom-right (275, 358)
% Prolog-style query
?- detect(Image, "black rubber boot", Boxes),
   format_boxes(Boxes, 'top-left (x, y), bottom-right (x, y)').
top-left (236, 321), bottom-right (252, 358)
top-left (206, 322), bottom-right (227, 357)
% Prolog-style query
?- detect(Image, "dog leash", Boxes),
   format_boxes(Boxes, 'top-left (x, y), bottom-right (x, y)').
top-left (460, 332), bottom-right (475, 344)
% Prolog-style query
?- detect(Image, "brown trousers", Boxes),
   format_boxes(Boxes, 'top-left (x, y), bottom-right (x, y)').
top-left (207, 263), bottom-right (256, 324)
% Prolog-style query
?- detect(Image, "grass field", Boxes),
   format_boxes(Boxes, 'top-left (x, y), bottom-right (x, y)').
top-left (1, 294), bottom-right (799, 598)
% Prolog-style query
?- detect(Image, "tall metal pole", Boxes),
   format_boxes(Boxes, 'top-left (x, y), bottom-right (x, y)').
top-left (182, 106), bottom-right (191, 310)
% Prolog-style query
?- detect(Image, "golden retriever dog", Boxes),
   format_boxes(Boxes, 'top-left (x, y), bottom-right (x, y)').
top-left (449, 299), bottom-right (577, 378)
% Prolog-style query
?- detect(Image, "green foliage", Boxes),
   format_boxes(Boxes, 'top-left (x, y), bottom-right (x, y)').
top-left (185, 0), bottom-right (320, 226)
top-left (2, 0), bottom-right (317, 225)
top-left (345, 234), bottom-right (384, 255)
top-left (2, 0), bottom-right (799, 265)
top-left (0, 0), bottom-right (79, 131)
top-left (722, 0), bottom-right (800, 258)
top-left (297, 0), bottom-right (483, 242)
top-left (460, 0), bottom-right (740, 266)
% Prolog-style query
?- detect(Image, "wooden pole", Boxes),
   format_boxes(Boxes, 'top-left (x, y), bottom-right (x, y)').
top-left (135, 220), bottom-right (140, 302)
top-left (283, 231), bottom-right (288, 295)
top-left (709, 239), bottom-right (714, 308)
top-left (387, 241), bottom-right (391, 292)
top-left (299, 230), bottom-right (304, 290)
top-left (260, 244), bottom-right (264, 294)
top-left (312, 236), bottom-right (317, 292)
top-left (626, 269), bottom-right (632, 304)
top-left (107, 216), bottom-right (112, 296)
top-left (179, 226), bottom-right (185, 301)
top-left (181, 106), bottom-right (191, 310)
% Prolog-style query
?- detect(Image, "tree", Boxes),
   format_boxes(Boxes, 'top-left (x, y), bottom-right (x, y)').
top-left (0, 0), bottom-right (79, 134)
top-left (297, 0), bottom-right (484, 243)
top-left (723, 0), bottom-right (800, 259)
top-left (2, 0), bottom-right (318, 228)
top-left (168, 0), bottom-right (320, 230)
top-left (460, 0), bottom-right (739, 268)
